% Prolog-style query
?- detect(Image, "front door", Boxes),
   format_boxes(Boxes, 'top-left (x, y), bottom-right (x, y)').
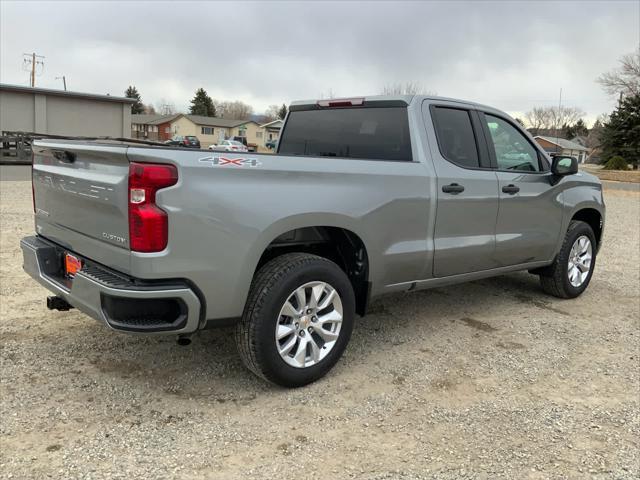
top-left (479, 113), bottom-right (563, 266)
top-left (427, 105), bottom-right (500, 277)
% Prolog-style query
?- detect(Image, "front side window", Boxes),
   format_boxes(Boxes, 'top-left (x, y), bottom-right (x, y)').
top-left (484, 115), bottom-right (540, 172)
top-left (431, 107), bottom-right (480, 168)
top-left (278, 107), bottom-right (412, 161)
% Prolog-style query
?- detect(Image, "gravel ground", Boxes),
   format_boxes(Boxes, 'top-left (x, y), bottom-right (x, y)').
top-left (1, 180), bottom-right (638, 479)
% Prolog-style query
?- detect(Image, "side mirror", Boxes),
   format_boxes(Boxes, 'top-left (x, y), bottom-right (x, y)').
top-left (551, 155), bottom-right (578, 176)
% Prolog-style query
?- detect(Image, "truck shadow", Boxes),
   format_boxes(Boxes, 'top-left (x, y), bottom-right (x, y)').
top-left (27, 270), bottom-right (573, 400)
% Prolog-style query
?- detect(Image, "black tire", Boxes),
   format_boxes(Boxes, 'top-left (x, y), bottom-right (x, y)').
top-left (236, 253), bottom-right (355, 387)
top-left (539, 220), bottom-right (597, 299)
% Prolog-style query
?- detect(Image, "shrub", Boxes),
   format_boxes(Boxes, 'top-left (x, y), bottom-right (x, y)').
top-left (603, 156), bottom-right (629, 170)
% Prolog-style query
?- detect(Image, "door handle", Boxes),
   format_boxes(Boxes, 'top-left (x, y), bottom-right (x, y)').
top-left (442, 183), bottom-right (465, 194)
top-left (502, 184), bottom-right (520, 194)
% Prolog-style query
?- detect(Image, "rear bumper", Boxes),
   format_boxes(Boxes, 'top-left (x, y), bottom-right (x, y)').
top-left (20, 235), bottom-right (201, 335)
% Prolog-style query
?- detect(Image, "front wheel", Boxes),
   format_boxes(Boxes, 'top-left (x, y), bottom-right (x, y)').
top-left (539, 220), bottom-right (597, 299)
top-left (236, 253), bottom-right (355, 387)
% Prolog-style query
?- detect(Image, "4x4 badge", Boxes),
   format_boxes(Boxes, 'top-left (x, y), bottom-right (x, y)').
top-left (198, 156), bottom-right (262, 167)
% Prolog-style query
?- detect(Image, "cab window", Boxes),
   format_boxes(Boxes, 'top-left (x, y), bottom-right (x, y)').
top-left (431, 107), bottom-right (480, 168)
top-left (483, 115), bottom-right (540, 172)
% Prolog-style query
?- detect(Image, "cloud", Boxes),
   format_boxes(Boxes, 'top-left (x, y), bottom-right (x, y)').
top-left (1, 0), bottom-right (638, 121)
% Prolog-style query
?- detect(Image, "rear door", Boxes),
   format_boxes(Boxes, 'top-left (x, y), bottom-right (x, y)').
top-left (478, 113), bottom-right (563, 266)
top-left (425, 104), bottom-right (500, 277)
top-left (32, 140), bottom-right (132, 273)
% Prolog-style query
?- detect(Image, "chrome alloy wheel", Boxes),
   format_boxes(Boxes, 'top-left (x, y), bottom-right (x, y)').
top-left (567, 235), bottom-right (593, 287)
top-left (275, 281), bottom-right (343, 368)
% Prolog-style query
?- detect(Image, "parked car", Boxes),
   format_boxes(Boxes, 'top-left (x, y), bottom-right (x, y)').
top-left (165, 135), bottom-right (200, 148)
top-left (231, 136), bottom-right (257, 152)
top-left (22, 95), bottom-right (605, 388)
top-left (208, 140), bottom-right (249, 152)
top-left (265, 139), bottom-right (277, 150)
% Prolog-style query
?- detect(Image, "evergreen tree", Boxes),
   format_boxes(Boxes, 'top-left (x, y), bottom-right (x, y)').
top-left (277, 104), bottom-right (288, 120)
top-left (565, 118), bottom-right (589, 139)
top-left (600, 94), bottom-right (640, 168)
top-left (189, 88), bottom-right (216, 117)
top-left (125, 85), bottom-right (144, 114)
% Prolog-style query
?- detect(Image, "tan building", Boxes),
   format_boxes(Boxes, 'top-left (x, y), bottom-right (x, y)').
top-left (167, 114), bottom-right (262, 149)
top-left (260, 119), bottom-right (283, 145)
top-left (0, 83), bottom-right (133, 137)
top-left (534, 135), bottom-right (590, 164)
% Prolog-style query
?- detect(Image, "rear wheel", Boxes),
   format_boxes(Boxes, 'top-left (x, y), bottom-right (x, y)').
top-left (539, 220), bottom-right (597, 299)
top-left (236, 253), bottom-right (355, 387)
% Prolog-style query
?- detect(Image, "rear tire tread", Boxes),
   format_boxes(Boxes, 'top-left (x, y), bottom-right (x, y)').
top-left (235, 253), bottom-right (341, 385)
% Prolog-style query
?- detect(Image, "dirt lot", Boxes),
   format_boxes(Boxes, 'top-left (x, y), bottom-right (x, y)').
top-left (580, 165), bottom-right (640, 184)
top-left (1, 180), bottom-right (638, 479)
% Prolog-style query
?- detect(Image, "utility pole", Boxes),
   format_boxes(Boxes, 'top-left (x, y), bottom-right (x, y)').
top-left (22, 52), bottom-right (45, 87)
top-left (56, 76), bottom-right (67, 91)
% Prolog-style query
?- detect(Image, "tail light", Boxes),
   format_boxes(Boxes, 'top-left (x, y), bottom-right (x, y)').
top-left (128, 162), bottom-right (178, 252)
top-left (183, 139), bottom-right (189, 146)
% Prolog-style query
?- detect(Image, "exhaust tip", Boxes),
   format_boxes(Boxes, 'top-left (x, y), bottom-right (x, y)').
top-left (176, 335), bottom-right (192, 346)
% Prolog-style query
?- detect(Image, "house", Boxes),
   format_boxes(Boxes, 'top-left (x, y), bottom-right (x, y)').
top-left (260, 119), bottom-right (283, 144)
top-left (131, 114), bottom-right (179, 142)
top-left (534, 135), bottom-right (590, 163)
top-left (0, 83), bottom-right (133, 138)
top-left (168, 114), bottom-right (261, 149)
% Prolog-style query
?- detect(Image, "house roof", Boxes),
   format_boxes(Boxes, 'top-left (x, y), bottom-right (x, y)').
top-left (534, 135), bottom-right (589, 152)
top-left (260, 119), bottom-right (284, 129)
top-left (131, 114), bottom-right (179, 125)
top-left (0, 83), bottom-right (135, 104)
top-left (183, 115), bottom-right (257, 128)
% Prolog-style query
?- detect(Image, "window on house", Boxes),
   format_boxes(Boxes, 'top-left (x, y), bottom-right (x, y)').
top-left (256, 131), bottom-right (263, 138)
top-left (201, 127), bottom-right (214, 135)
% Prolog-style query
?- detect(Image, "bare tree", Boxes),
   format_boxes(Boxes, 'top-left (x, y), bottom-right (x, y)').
top-left (215, 100), bottom-right (254, 120)
top-left (597, 48), bottom-right (640, 98)
top-left (156, 98), bottom-right (176, 115)
top-left (524, 107), bottom-right (552, 131)
top-left (264, 104), bottom-right (280, 121)
top-left (318, 88), bottom-right (336, 99)
top-left (524, 106), bottom-right (585, 133)
top-left (382, 82), bottom-right (436, 95)
top-left (586, 113), bottom-right (609, 150)
top-left (548, 106), bottom-right (585, 130)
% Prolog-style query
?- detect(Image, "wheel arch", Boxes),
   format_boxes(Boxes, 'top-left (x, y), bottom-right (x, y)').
top-left (571, 207), bottom-right (603, 250)
top-left (250, 218), bottom-right (371, 316)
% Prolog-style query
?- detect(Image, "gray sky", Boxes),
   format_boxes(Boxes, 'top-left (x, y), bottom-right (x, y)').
top-left (1, 0), bottom-right (639, 123)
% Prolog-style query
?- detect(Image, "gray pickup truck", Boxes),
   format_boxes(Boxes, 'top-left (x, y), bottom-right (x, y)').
top-left (21, 95), bottom-right (605, 387)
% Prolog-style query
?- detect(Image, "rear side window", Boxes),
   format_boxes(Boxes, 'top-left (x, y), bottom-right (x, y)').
top-left (431, 107), bottom-right (479, 168)
top-left (278, 107), bottom-right (412, 161)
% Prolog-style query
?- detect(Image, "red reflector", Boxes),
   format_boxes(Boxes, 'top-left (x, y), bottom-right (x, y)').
top-left (317, 97), bottom-right (365, 108)
top-left (128, 162), bottom-right (178, 253)
top-left (64, 253), bottom-right (82, 277)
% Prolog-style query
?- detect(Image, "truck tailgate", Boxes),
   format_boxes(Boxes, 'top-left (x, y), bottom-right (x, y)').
top-left (32, 141), bottom-right (132, 273)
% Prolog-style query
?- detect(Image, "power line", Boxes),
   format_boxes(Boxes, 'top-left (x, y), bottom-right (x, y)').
top-left (22, 52), bottom-right (45, 87)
